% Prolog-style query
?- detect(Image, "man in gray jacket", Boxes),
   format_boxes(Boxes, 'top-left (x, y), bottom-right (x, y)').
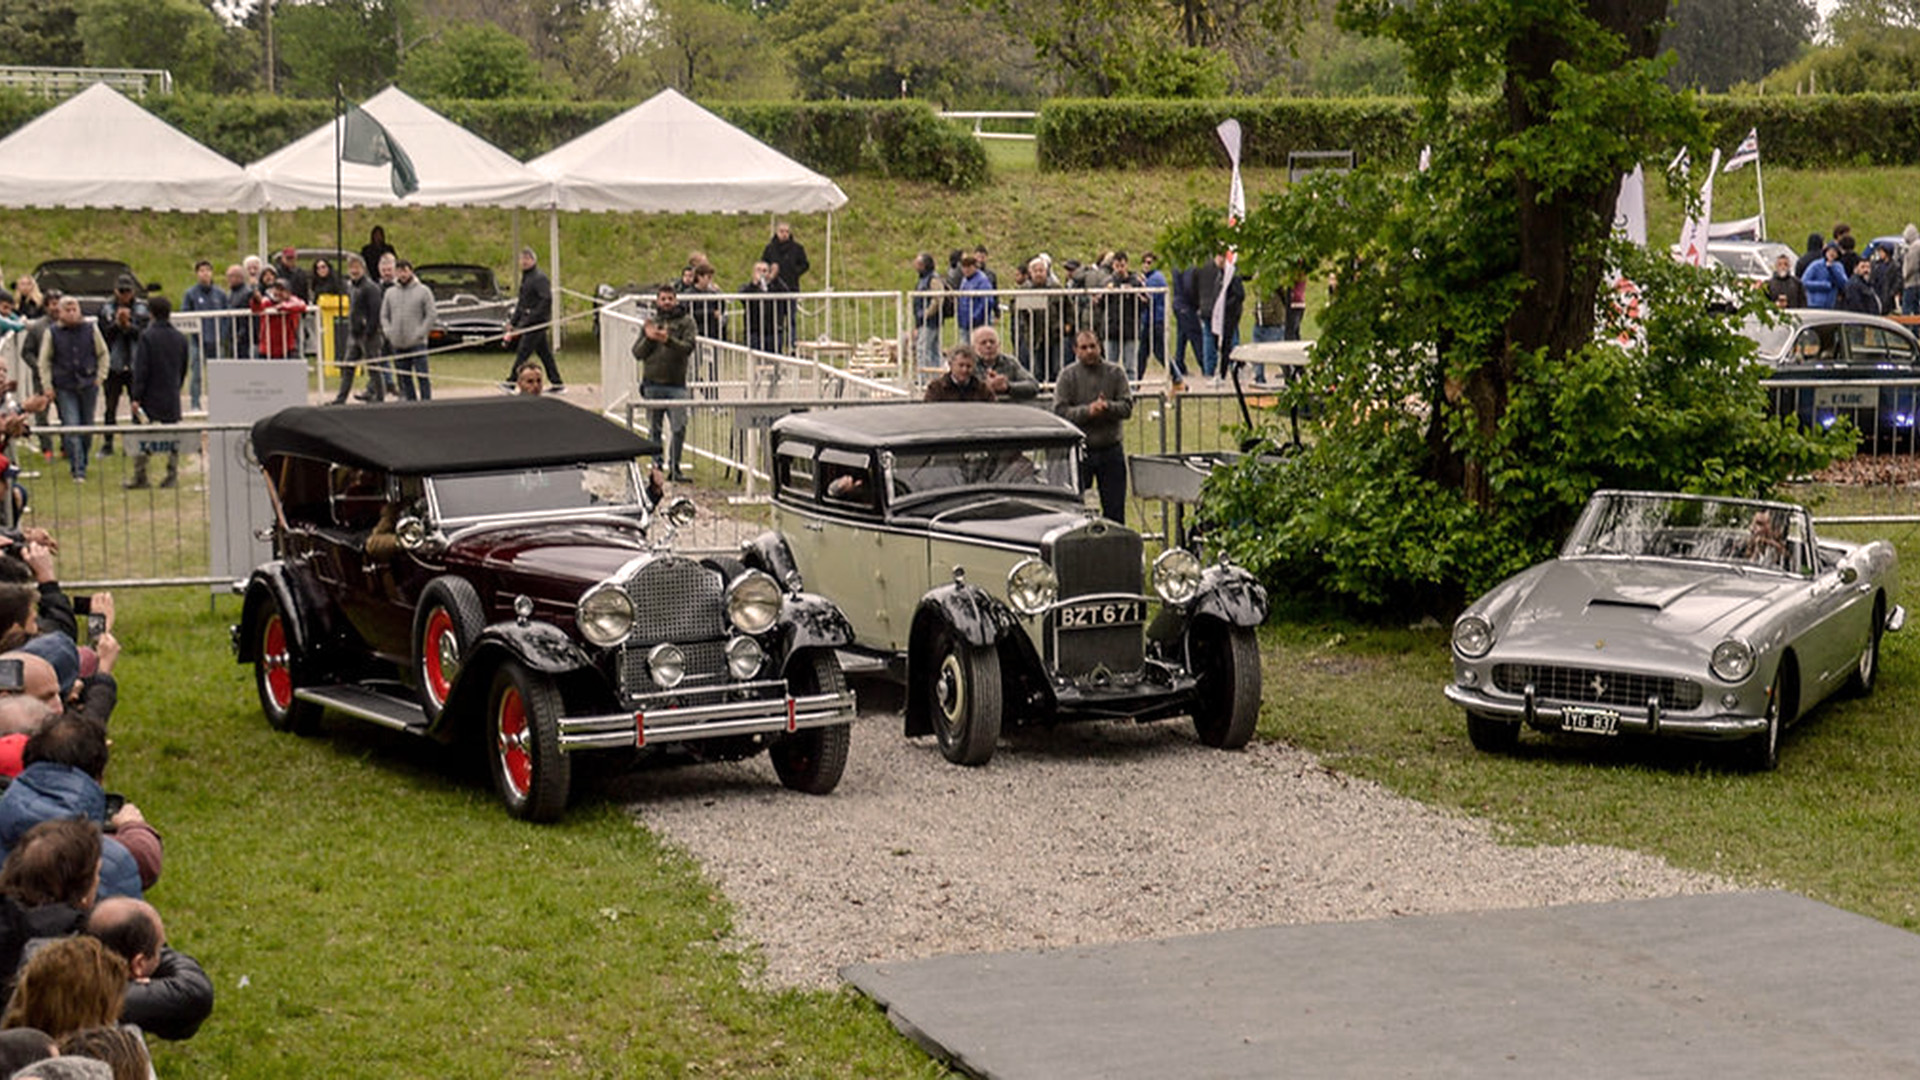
top-left (631, 284), bottom-right (698, 481)
top-left (1053, 330), bottom-right (1133, 522)
top-left (379, 259), bottom-right (437, 401)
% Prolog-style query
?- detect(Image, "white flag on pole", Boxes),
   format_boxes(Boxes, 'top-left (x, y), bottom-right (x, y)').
top-left (1675, 148), bottom-right (1722, 267)
top-left (1668, 145), bottom-right (1690, 179)
top-left (1722, 128), bottom-right (1759, 172)
top-left (1213, 119), bottom-right (1244, 337)
top-left (1613, 165), bottom-right (1646, 247)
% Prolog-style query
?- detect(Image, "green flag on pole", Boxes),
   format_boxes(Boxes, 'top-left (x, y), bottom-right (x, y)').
top-left (340, 102), bottom-right (419, 198)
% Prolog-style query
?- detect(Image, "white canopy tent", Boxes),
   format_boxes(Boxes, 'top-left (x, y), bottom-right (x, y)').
top-left (530, 89), bottom-right (850, 395)
top-left (0, 81), bottom-right (262, 211)
top-left (529, 88), bottom-right (847, 217)
top-left (249, 85), bottom-right (549, 211)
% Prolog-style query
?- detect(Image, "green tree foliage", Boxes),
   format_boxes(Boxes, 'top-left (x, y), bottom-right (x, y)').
top-left (76, 0), bottom-right (225, 91)
top-left (272, 0), bottom-right (408, 99)
top-left (1162, 0), bottom-right (1845, 612)
top-left (1764, 30), bottom-right (1920, 93)
top-left (773, 0), bottom-right (1041, 104)
top-left (629, 0), bottom-right (793, 101)
top-left (977, 0), bottom-right (1297, 96)
top-left (0, 0), bottom-right (84, 66)
top-left (400, 20), bottom-right (548, 99)
top-left (1661, 0), bottom-right (1814, 91)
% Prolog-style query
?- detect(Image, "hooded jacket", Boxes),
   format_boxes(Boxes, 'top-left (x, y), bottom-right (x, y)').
top-left (0, 762), bottom-right (144, 901)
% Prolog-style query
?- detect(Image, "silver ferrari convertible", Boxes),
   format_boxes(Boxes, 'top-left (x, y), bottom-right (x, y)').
top-left (1445, 490), bottom-right (1904, 769)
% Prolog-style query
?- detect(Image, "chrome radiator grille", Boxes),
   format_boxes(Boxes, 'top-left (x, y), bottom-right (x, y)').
top-left (1493, 663), bottom-right (1704, 711)
top-left (1053, 524), bottom-right (1142, 598)
top-left (625, 556), bottom-right (725, 645)
top-left (1050, 523), bottom-right (1145, 679)
top-left (620, 640), bottom-right (729, 697)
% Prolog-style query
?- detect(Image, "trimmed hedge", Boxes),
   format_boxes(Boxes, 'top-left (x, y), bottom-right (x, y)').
top-left (1036, 94), bottom-right (1920, 171)
top-left (0, 91), bottom-right (986, 189)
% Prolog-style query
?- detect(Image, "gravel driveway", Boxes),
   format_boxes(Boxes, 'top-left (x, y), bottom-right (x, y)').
top-left (623, 679), bottom-right (1736, 990)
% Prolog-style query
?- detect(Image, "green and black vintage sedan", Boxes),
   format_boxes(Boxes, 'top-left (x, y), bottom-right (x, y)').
top-left (749, 403), bottom-right (1268, 766)
top-left (234, 397), bottom-right (857, 821)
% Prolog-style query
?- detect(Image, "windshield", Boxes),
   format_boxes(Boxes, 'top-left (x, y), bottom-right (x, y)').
top-left (888, 444), bottom-right (1078, 501)
top-left (1563, 493), bottom-right (1812, 576)
top-left (36, 263), bottom-right (132, 296)
top-left (430, 463), bottom-right (645, 521)
top-left (416, 267), bottom-right (498, 300)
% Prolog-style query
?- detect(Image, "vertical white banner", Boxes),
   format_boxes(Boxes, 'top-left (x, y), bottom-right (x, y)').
top-left (1613, 164), bottom-right (1647, 247)
top-left (1675, 148), bottom-right (1722, 267)
top-left (1213, 119), bottom-right (1245, 337)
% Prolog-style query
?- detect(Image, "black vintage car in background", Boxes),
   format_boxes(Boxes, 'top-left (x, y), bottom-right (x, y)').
top-left (752, 403), bottom-right (1268, 766)
top-left (415, 262), bottom-right (514, 351)
top-left (233, 397), bottom-right (858, 820)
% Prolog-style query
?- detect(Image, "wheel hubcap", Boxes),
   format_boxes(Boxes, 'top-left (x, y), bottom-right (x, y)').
top-left (935, 653), bottom-right (964, 724)
top-left (261, 615), bottom-right (293, 711)
top-left (423, 608), bottom-right (457, 705)
top-left (497, 687), bottom-right (531, 798)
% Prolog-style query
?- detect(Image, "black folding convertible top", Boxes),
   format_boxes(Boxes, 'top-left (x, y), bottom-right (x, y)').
top-left (251, 397), bottom-right (659, 474)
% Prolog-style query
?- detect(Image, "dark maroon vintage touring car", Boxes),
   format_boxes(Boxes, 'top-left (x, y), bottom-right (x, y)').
top-left (232, 397), bottom-right (857, 821)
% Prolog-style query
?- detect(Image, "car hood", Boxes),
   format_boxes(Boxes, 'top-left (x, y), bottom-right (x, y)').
top-left (444, 517), bottom-right (654, 583)
top-left (1493, 558), bottom-right (1794, 649)
top-left (905, 492), bottom-right (1092, 548)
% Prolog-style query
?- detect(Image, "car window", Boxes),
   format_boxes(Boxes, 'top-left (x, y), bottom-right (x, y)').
top-left (416, 268), bottom-right (496, 299)
top-left (1793, 326), bottom-right (1838, 362)
top-left (821, 462), bottom-right (877, 508)
top-left (1845, 324), bottom-right (1919, 366)
top-left (329, 466), bottom-right (389, 529)
top-left (889, 445), bottom-right (1078, 500)
top-left (36, 263), bottom-right (130, 296)
top-left (272, 456), bottom-right (333, 527)
top-left (776, 441), bottom-right (818, 501)
top-left (1565, 493), bottom-right (1810, 576)
top-left (430, 463), bottom-right (642, 521)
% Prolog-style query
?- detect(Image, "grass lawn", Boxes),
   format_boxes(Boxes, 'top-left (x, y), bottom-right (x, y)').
top-left (33, 158), bottom-right (1920, 1074)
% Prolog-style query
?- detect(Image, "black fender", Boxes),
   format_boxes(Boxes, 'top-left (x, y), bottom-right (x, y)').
top-left (772, 592), bottom-right (855, 667)
top-left (1189, 565), bottom-right (1269, 628)
top-left (437, 620), bottom-right (596, 738)
top-left (235, 564), bottom-right (315, 665)
top-left (742, 531), bottom-right (801, 586)
top-left (904, 582), bottom-right (1022, 737)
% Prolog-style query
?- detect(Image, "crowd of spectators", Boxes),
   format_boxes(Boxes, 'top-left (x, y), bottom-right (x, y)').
top-left (0, 524), bottom-right (212, 1078)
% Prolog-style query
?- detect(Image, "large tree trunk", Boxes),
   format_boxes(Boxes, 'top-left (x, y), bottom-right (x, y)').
top-left (1454, 0), bottom-right (1669, 510)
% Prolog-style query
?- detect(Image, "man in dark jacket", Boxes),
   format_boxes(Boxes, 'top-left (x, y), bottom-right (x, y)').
top-left (761, 222), bottom-right (809, 352)
top-left (95, 276), bottom-right (148, 457)
top-left (1794, 233), bottom-right (1825, 280)
top-left (87, 898), bottom-right (214, 1041)
top-left (271, 247), bottom-right (309, 302)
top-left (630, 285), bottom-right (698, 481)
top-left (1763, 253), bottom-right (1805, 308)
top-left (1840, 258), bottom-right (1883, 315)
top-left (923, 347), bottom-right (995, 402)
top-left (740, 260), bottom-right (786, 356)
top-left (1193, 253), bottom-right (1246, 381)
top-left (503, 247), bottom-right (563, 389)
top-left (36, 299), bottom-right (105, 481)
top-left (331, 255), bottom-right (386, 404)
top-left (126, 297), bottom-right (187, 490)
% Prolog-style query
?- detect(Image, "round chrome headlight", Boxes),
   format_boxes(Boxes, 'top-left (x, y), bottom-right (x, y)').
top-left (665, 496), bottom-right (697, 528)
top-left (395, 515), bottom-right (426, 551)
top-left (1006, 558), bottom-right (1058, 616)
top-left (725, 635), bottom-right (764, 680)
top-left (1452, 615), bottom-right (1494, 659)
top-left (1152, 548), bottom-right (1203, 604)
top-left (726, 570), bottom-right (782, 635)
top-left (648, 643), bottom-right (686, 689)
top-left (576, 584), bottom-right (634, 647)
top-left (1710, 639), bottom-right (1755, 682)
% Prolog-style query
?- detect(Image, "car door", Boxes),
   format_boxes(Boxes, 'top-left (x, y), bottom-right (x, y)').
top-left (1792, 519), bottom-right (1872, 696)
top-left (777, 445), bottom-right (904, 652)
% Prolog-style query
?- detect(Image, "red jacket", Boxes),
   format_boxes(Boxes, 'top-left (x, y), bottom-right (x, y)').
top-left (251, 294), bottom-right (308, 359)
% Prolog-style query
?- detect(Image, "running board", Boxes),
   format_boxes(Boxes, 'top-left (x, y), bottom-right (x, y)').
top-left (294, 685), bottom-right (429, 734)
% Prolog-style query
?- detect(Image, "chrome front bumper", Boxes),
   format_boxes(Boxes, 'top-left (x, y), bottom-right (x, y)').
top-left (1443, 683), bottom-right (1770, 741)
top-left (557, 686), bottom-right (857, 751)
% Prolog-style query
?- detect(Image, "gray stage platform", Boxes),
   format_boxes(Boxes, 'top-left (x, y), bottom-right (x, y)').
top-left (843, 891), bottom-right (1920, 1079)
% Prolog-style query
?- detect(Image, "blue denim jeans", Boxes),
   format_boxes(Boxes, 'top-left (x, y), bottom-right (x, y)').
top-left (394, 348), bottom-right (431, 401)
top-left (1200, 326), bottom-right (1239, 379)
top-left (916, 324), bottom-right (942, 370)
top-left (643, 382), bottom-right (691, 475)
top-left (55, 385), bottom-right (97, 478)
